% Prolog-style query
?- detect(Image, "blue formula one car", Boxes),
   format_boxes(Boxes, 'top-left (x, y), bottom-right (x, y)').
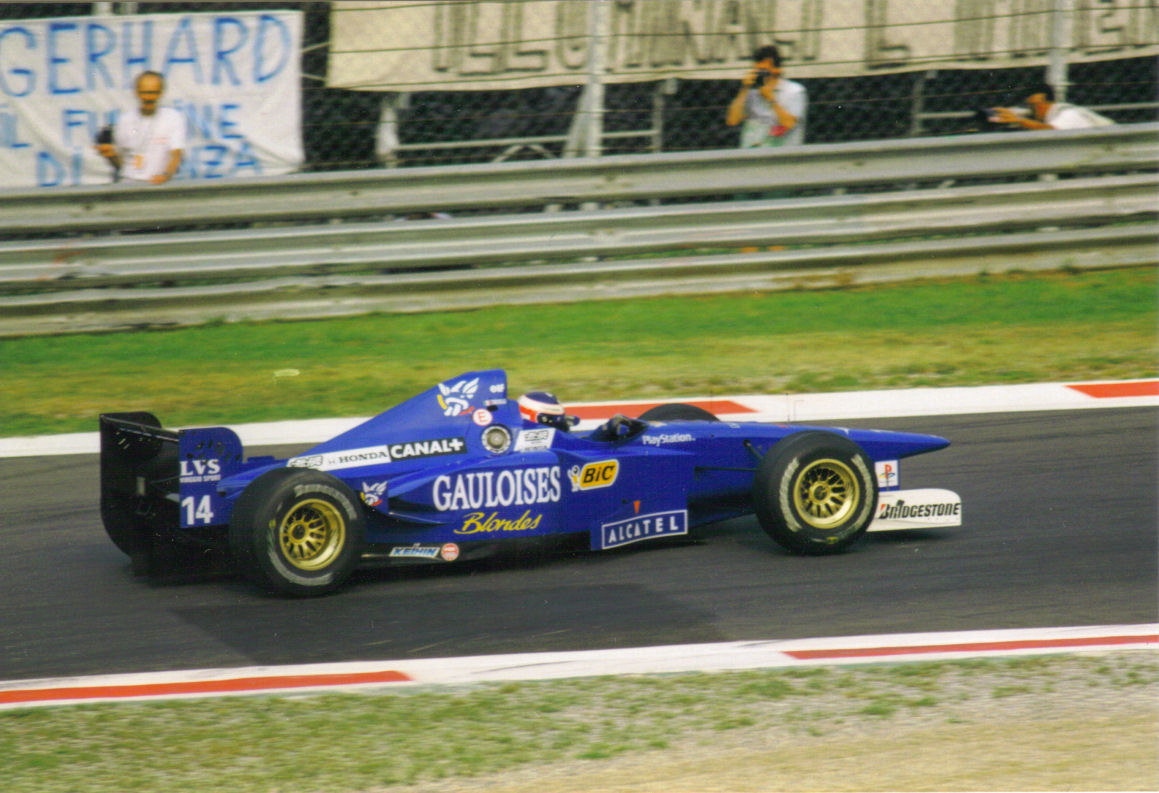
top-left (100, 370), bottom-right (961, 596)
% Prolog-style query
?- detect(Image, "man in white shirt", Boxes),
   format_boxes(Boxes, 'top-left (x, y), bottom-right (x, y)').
top-left (725, 45), bottom-right (807, 148)
top-left (96, 71), bottom-right (186, 184)
top-left (989, 84), bottom-right (1115, 130)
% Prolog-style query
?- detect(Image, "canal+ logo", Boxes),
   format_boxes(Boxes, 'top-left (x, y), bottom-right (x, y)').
top-left (568, 460), bottom-right (619, 492)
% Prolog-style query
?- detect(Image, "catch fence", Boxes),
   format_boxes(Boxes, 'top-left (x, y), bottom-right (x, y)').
top-left (1, 1), bottom-right (1156, 172)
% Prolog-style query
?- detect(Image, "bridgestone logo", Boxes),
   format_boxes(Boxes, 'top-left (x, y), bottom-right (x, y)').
top-left (294, 483), bottom-right (358, 520)
top-left (877, 500), bottom-right (961, 519)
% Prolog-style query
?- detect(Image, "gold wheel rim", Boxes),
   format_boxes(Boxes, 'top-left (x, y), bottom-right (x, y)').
top-left (792, 458), bottom-right (859, 530)
top-left (279, 499), bottom-right (346, 571)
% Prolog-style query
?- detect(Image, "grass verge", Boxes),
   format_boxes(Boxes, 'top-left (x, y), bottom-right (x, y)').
top-left (1, 268), bottom-right (1156, 437)
top-left (3, 652), bottom-right (1155, 793)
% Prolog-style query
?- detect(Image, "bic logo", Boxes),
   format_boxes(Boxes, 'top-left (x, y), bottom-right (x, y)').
top-left (569, 460), bottom-right (619, 491)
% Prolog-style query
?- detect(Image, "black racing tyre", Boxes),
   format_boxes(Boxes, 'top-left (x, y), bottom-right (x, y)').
top-left (638, 403), bottom-right (719, 422)
top-left (752, 431), bottom-right (877, 555)
top-left (229, 468), bottom-right (366, 597)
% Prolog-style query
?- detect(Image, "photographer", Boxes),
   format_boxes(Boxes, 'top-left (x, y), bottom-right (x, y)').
top-left (988, 84), bottom-right (1114, 131)
top-left (725, 45), bottom-right (807, 148)
top-left (95, 71), bottom-right (185, 185)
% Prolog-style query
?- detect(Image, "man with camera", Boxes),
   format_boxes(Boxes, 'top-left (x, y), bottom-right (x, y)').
top-left (95, 71), bottom-right (185, 184)
top-left (987, 83), bottom-right (1114, 131)
top-left (725, 45), bottom-right (807, 148)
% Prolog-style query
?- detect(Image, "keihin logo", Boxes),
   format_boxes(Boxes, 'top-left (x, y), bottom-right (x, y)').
top-left (389, 545), bottom-right (442, 559)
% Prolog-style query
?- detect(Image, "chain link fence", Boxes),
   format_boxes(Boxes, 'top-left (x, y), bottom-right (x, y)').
top-left (2, 1), bottom-right (1156, 173)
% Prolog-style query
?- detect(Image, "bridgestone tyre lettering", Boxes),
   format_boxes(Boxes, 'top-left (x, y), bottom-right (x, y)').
top-left (637, 403), bottom-right (719, 422)
top-left (229, 468), bottom-right (366, 597)
top-left (752, 431), bottom-right (877, 555)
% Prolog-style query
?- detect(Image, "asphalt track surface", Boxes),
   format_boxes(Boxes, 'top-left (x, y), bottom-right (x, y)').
top-left (2, 408), bottom-right (1155, 683)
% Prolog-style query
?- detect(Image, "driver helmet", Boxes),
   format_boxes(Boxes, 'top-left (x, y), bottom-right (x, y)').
top-left (518, 391), bottom-right (575, 431)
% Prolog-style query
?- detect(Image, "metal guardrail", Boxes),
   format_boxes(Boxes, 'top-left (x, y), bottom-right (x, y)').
top-left (5, 222), bottom-right (1154, 339)
top-left (2, 124), bottom-right (1156, 234)
top-left (1, 125), bottom-right (1156, 337)
top-left (3, 174), bottom-right (1156, 285)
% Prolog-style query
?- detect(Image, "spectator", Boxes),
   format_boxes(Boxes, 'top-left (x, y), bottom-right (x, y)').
top-left (725, 45), bottom-right (807, 148)
top-left (989, 84), bottom-right (1115, 130)
top-left (95, 71), bottom-right (186, 184)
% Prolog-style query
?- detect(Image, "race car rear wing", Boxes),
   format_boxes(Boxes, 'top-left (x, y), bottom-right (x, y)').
top-left (100, 412), bottom-right (181, 541)
top-left (100, 413), bottom-right (248, 538)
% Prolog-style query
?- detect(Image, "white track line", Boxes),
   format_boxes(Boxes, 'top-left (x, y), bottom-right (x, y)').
top-left (1, 379), bottom-right (1155, 458)
top-left (1, 624), bottom-right (1153, 710)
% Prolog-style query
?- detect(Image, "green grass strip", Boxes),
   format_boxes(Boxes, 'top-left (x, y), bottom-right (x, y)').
top-left (1, 268), bottom-right (1155, 437)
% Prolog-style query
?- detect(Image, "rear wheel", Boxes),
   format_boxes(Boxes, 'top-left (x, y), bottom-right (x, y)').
top-left (638, 404), bottom-right (719, 422)
top-left (229, 468), bottom-right (366, 596)
top-left (752, 431), bottom-right (877, 555)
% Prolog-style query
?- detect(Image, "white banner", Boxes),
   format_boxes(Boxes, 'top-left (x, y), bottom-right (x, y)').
top-left (328, 0), bottom-right (1159, 91)
top-left (0, 10), bottom-right (303, 189)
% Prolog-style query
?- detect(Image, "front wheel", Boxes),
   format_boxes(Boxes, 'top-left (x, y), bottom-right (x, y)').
top-left (752, 431), bottom-right (877, 555)
top-left (229, 468), bottom-right (366, 596)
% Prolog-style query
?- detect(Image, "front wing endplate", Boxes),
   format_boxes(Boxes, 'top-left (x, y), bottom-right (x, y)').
top-left (868, 488), bottom-right (962, 532)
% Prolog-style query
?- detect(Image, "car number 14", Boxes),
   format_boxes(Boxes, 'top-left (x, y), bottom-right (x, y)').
top-left (181, 495), bottom-right (216, 525)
